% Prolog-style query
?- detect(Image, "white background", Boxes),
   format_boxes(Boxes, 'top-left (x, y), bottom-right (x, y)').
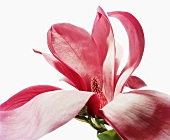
top-left (0, 1), bottom-right (170, 140)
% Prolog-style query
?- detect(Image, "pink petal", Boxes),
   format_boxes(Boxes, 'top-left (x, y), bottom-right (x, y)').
top-left (99, 90), bottom-right (170, 139)
top-left (0, 85), bottom-right (60, 111)
top-left (125, 75), bottom-right (147, 89)
top-left (33, 49), bottom-right (87, 90)
top-left (47, 23), bottom-right (102, 90)
top-left (92, 6), bottom-right (112, 66)
top-left (92, 6), bottom-right (116, 101)
top-left (0, 90), bottom-right (97, 140)
top-left (86, 92), bottom-right (100, 116)
top-left (108, 12), bottom-right (145, 94)
top-left (60, 77), bottom-right (77, 88)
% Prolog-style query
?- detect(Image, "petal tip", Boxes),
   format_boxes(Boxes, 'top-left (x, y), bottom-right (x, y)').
top-left (33, 49), bottom-right (42, 55)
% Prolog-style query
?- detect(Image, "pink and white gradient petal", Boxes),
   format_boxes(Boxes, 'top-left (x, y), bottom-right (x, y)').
top-left (99, 90), bottom-right (170, 140)
top-left (92, 6), bottom-right (116, 102)
top-left (0, 85), bottom-right (60, 111)
top-left (108, 11), bottom-right (145, 95)
top-left (0, 90), bottom-right (97, 140)
top-left (34, 50), bottom-right (87, 90)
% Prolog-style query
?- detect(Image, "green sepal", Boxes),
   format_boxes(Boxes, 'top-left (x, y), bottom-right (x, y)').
top-left (97, 130), bottom-right (121, 140)
top-left (75, 107), bottom-right (88, 123)
top-left (77, 106), bottom-right (87, 116)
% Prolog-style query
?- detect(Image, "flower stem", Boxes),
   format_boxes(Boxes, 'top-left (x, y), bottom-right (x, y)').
top-left (87, 115), bottom-right (108, 133)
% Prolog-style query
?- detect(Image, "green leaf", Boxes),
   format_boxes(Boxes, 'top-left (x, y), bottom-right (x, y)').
top-left (97, 130), bottom-right (121, 140)
top-left (98, 133), bottom-right (113, 140)
top-left (114, 133), bottom-right (121, 140)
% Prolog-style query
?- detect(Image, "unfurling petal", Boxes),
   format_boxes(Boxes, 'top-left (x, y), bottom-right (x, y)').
top-left (47, 23), bottom-right (102, 90)
top-left (108, 12), bottom-right (145, 94)
top-left (99, 90), bottom-right (170, 140)
top-left (92, 6), bottom-right (116, 102)
top-left (125, 76), bottom-right (147, 89)
top-left (0, 85), bottom-right (60, 111)
top-left (86, 92), bottom-right (100, 116)
top-left (92, 6), bottom-right (112, 66)
top-left (33, 49), bottom-right (87, 90)
top-left (0, 90), bottom-right (96, 140)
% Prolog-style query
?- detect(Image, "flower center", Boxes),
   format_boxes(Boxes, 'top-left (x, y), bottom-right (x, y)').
top-left (91, 77), bottom-right (108, 108)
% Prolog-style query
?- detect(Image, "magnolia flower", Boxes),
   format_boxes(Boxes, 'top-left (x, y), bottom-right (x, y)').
top-left (0, 6), bottom-right (170, 140)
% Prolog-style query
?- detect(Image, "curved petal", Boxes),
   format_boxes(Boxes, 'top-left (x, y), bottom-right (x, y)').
top-left (47, 23), bottom-right (102, 90)
top-left (125, 75), bottom-right (147, 89)
top-left (99, 90), bottom-right (170, 140)
top-left (92, 6), bottom-right (116, 101)
top-left (59, 77), bottom-right (77, 88)
top-left (0, 85), bottom-right (60, 111)
top-left (33, 49), bottom-right (87, 90)
top-left (86, 92), bottom-right (100, 116)
top-left (108, 12), bottom-right (145, 94)
top-left (0, 90), bottom-right (97, 140)
top-left (92, 6), bottom-right (112, 66)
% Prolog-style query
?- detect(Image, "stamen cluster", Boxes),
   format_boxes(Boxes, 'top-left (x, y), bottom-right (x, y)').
top-left (91, 77), bottom-right (108, 108)
top-left (91, 77), bottom-right (101, 93)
